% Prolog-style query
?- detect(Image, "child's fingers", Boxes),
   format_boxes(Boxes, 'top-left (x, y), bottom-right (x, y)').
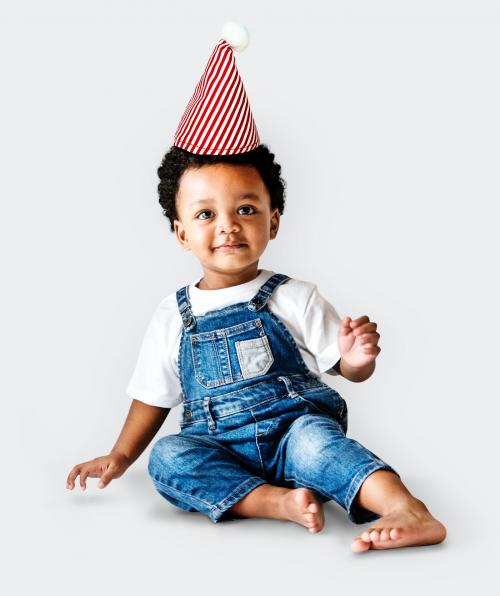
top-left (66, 465), bottom-right (81, 489)
top-left (339, 317), bottom-right (352, 335)
top-left (350, 316), bottom-right (370, 328)
top-left (98, 465), bottom-right (115, 489)
top-left (353, 323), bottom-right (378, 337)
top-left (80, 468), bottom-right (90, 491)
top-left (357, 332), bottom-right (380, 345)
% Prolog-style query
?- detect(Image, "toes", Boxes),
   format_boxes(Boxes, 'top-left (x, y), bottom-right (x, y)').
top-left (355, 524), bottom-right (405, 549)
top-left (374, 527), bottom-right (400, 541)
top-left (307, 502), bottom-right (318, 513)
top-left (390, 528), bottom-right (400, 540)
top-left (351, 538), bottom-right (370, 553)
top-left (361, 528), bottom-right (390, 543)
top-left (305, 511), bottom-right (324, 534)
top-left (360, 526), bottom-right (402, 544)
top-left (379, 528), bottom-right (391, 541)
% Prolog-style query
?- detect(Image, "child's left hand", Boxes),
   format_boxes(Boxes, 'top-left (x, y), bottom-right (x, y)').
top-left (338, 315), bottom-right (381, 369)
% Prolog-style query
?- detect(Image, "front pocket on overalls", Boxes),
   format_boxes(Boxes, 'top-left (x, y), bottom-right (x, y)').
top-left (236, 335), bottom-right (273, 379)
top-left (190, 318), bottom-right (274, 388)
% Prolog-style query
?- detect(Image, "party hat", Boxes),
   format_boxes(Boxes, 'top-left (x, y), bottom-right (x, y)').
top-left (173, 22), bottom-right (261, 155)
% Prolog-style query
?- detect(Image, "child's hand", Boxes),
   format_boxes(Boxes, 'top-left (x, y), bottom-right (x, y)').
top-left (338, 315), bottom-right (381, 369)
top-left (66, 452), bottom-right (130, 491)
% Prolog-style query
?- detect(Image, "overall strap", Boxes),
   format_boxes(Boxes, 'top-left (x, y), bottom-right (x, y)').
top-left (247, 273), bottom-right (291, 311)
top-left (176, 285), bottom-right (196, 331)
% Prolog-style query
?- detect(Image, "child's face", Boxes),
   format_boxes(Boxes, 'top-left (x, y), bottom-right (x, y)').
top-left (174, 163), bottom-right (280, 280)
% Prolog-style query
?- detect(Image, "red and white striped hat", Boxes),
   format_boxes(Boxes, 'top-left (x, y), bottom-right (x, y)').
top-left (173, 22), bottom-right (260, 155)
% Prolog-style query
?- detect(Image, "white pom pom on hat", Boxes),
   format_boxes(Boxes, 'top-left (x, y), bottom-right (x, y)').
top-left (172, 22), bottom-right (260, 155)
top-left (221, 21), bottom-right (250, 53)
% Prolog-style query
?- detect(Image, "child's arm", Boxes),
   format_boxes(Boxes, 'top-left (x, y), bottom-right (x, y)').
top-left (332, 357), bottom-right (376, 383)
top-left (66, 399), bottom-right (170, 491)
top-left (110, 398), bottom-right (170, 465)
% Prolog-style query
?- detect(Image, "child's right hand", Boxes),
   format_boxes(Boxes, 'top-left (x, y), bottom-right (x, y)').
top-left (66, 452), bottom-right (130, 491)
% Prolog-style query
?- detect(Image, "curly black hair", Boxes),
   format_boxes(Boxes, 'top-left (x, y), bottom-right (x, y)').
top-left (157, 144), bottom-right (287, 232)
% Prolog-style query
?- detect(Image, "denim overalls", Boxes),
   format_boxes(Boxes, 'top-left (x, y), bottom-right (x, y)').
top-left (148, 272), bottom-right (400, 525)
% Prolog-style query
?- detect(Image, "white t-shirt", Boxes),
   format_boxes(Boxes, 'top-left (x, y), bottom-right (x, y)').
top-left (126, 269), bottom-right (342, 409)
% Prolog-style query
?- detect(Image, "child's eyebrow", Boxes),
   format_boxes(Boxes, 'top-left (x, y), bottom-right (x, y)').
top-left (189, 193), bottom-right (261, 208)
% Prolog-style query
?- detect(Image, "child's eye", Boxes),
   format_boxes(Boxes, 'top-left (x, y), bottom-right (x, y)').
top-left (236, 205), bottom-right (255, 215)
top-left (197, 210), bottom-right (213, 220)
top-left (238, 205), bottom-right (256, 215)
top-left (196, 205), bottom-right (256, 220)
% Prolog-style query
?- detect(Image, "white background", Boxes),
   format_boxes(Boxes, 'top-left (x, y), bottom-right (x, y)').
top-left (1, 1), bottom-right (498, 594)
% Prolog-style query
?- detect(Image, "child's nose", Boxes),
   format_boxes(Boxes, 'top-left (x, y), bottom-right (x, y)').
top-left (216, 214), bottom-right (241, 233)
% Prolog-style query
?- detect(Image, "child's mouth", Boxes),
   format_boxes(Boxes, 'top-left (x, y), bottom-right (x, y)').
top-left (214, 244), bottom-right (247, 251)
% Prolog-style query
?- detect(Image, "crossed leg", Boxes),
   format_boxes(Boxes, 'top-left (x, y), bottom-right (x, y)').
top-left (229, 413), bottom-right (447, 552)
top-left (348, 469), bottom-right (447, 552)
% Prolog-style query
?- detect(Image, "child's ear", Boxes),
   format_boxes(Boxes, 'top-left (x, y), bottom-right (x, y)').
top-left (173, 220), bottom-right (191, 251)
top-left (270, 208), bottom-right (280, 239)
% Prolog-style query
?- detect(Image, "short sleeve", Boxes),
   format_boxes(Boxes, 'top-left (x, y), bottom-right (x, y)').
top-left (302, 284), bottom-right (342, 376)
top-left (125, 311), bottom-right (183, 409)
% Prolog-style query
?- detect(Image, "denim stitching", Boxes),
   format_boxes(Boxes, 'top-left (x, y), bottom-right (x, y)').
top-left (345, 462), bottom-right (394, 512)
top-left (248, 274), bottom-right (290, 310)
top-left (180, 392), bottom-right (290, 427)
top-left (299, 384), bottom-right (337, 394)
top-left (215, 393), bottom-right (289, 419)
top-left (179, 419), bottom-right (206, 428)
top-left (151, 475), bottom-right (214, 509)
top-left (191, 321), bottom-right (276, 388)
top-left (265, 308), bottom-right (311, 376)
top-left (178, 327), bottom-right (187, 404)
top-left (223, 331), bottom-right (233, 382)
top-left (190, 318), bottom-right (260, 341)
top-left (187, 300), bottom-right (259, 319)
top-left (212, 335), bottom-right (224, 383)
top-left (208, 374), bottom-right (287, 401)
top-left (184, 382), bottom-right (289, 407)
top-left (255, 416), bottom-right (279, 438)
top-left (236, 335), bottom-right (274, 379)
top-left (292, 395), bottom-right (323, 414)
top-left (186, 388), bottom-right (289, 409)
top-left (250, 410), bottom-right (265, 477)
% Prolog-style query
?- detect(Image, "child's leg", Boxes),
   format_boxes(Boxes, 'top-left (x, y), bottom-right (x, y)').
top-left (230, 413), bottom-right (447, 551)
top-left (148, 433), bottom-right (267, 523)
top-left (228, 483), bottom-right (326, 533)
top-left (348, 468), bottom-right (447, 552)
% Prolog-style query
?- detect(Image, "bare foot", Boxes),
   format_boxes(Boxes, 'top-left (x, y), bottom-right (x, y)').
top-left (280, 487), bottom-right (325, 533)
top-left (351, 499), bottom-right (447, 552)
